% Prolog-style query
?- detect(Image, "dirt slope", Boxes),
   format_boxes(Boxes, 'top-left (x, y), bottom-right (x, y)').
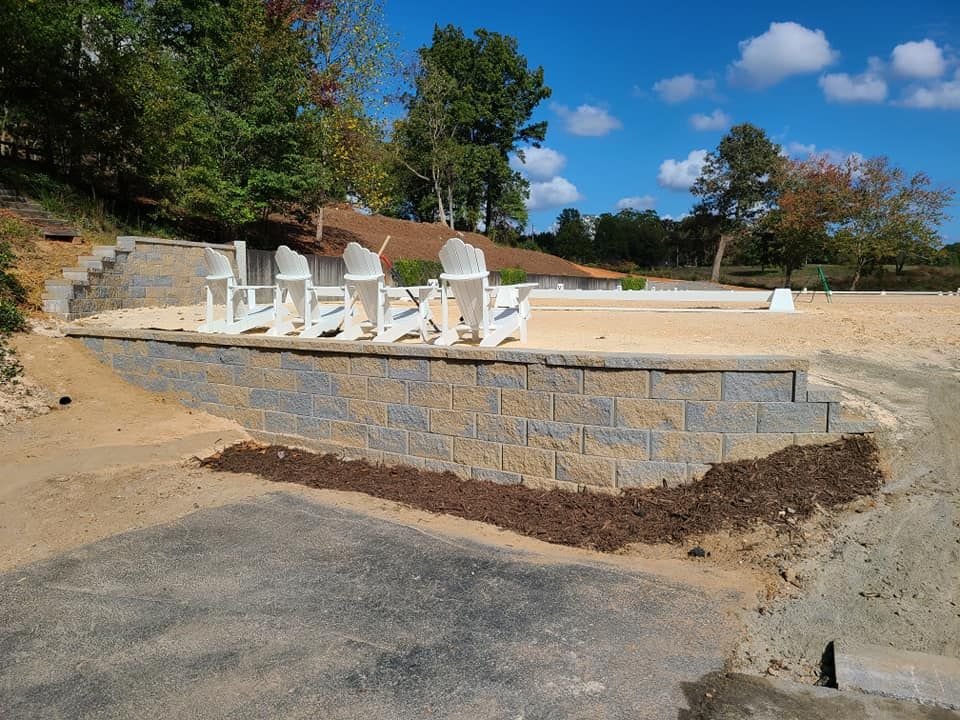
top-left (265, 207), bottom-right (591, 277)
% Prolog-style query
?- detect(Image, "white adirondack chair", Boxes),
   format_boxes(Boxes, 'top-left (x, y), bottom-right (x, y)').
top-left (436, 238), bottom-right (536, 347)
top-left (268, 245), bottom-right (345, 338)
top-left (338, 242), bottom-right (436, 343)
top-left (197, 248), bottom-right (276, 334)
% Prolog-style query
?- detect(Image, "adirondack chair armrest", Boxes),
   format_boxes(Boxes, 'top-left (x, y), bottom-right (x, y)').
top-left (439, 271), bottom-right (489, 282)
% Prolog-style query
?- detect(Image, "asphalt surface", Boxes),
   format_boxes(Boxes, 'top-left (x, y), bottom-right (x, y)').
top-left (0, 492), bottom-right (730, 719)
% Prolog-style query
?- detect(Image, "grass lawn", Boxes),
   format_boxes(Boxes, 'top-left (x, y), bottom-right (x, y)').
top-left (650, 264), bottom-right (960, 292)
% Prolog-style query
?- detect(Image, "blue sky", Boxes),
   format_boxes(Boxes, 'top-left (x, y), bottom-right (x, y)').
top-left (385, 0), bottom-right (960, 242)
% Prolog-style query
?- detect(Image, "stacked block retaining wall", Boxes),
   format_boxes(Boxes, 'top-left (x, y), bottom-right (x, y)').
top-left (43, 237), bottom-right (239, 320)
top-left (68, 328), bottom-right (875, 491)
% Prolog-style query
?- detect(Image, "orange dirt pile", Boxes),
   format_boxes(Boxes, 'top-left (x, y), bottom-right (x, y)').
top-left (262, 207), bottom-right (592, 277)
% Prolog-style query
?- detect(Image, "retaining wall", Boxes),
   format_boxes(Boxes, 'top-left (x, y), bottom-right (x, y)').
top-left (44, 237), bottom-right (241, 320)
top-left (68, 328), bottom-right (874, 491)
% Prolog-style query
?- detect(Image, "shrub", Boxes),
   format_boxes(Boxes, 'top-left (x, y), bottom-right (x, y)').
top-left (391, 258), bottom-right (443, 286)
top-left (0, 239), bottom-right (26, 333)
top-left (620, 276), bottom-right (647, 290)
top-left (499, 267), bottom-right (527, 285)
top-left (0, 335), bottom-right (22, 384)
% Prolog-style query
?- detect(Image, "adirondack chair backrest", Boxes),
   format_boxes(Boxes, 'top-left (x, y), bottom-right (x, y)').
top-left (342, 242), bottom-right (385, 322)
top-left (202, 247), bottom-right (243, 313)
top-left (439, 238), bottom-right (489, 330)
top-left (274, 245), bottom-right (312, 319)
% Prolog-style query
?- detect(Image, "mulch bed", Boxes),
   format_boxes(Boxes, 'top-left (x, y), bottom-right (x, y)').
top-left (200, 436), bottom-right (883, 552)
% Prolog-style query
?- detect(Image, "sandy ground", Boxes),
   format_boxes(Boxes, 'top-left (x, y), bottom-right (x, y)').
top-left (7, 293), bottom-right (960, 685)
top-left (72, 293), bottom-right (960, 371)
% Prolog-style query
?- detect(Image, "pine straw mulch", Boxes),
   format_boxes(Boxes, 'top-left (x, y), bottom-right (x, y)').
top-left (200, 436), bottom-right (883, 552)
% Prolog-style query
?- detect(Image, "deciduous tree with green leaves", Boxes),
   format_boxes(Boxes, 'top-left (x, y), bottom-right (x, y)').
top-left (692, 123), bottom-right (783, 282)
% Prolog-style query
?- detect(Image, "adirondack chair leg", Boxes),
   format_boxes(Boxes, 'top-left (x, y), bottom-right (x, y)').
top-left (226, 282), bottom-right (235, 327)
top-left (267, 287), bottom-right (293, 336)
top-left (198, 285), bottom-right (224, 333)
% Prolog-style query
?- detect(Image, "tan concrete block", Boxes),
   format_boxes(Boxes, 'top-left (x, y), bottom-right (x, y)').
top-left (331, 421), bottom-right (367, 448)
top-left (350, 355), bottom-right (387, 377)
top-left (501, 389), bottom-right (552, 420)
top-left (368, 377), bottom-right (406, 404)
top-left (249, 351), bottom-right (282, 369)
top-left (583, 368), bottom-right (650, 397)
top-left (330, 373), bottom-right (367, 399)
top-left (407, 381), bottom-right (452, 409)
top-left (430, 409), bottom-right (476, 437)
top-left (315, 354), bottom-right (350, 374)
top-left (204, 364), bottom-right (234, 384)
top-left (454, 438), bottom-right (501, 470)
top-left (452, 386), bottom-right (499, 413)
top-left (616, 398), bottom-right (684, 430)
top-left (794, 432), bottom-right (843, 446)
top-left (430, 359), bottom-right (477, 385)
top-left (216, 384), bottom-right (250, 407)
top-left (348, 399), bottom-right (387, 425)
top-left (722, 433), bottom-right (794, 461)
top-left (476, 414), bottom-right (526, 445)
top-left (261, 368), bottom-right (298, 391)
top-left (650, 432), bottom-right (722, 463)
top-left (556, 452), bottom-right (616, 487)
top-left (502, 445), bottom-right (554, 478)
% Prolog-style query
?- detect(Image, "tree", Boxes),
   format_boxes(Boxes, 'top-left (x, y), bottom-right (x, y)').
top-left (766, 155), bottom-right (855, 287)
top-left (593, 210), bottom-right (667, 267)
top-left (692, 123), bottom-right (783, 282)
top-left (834, 157), bottom-right (954, 288)
top-left (554, 208), bottom-right (593, 261)
top-left (397, 25), bottom-right (551, 232)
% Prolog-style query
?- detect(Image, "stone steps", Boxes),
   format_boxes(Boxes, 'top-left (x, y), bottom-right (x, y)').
top-left (0, 181), bottom-right (80, 237)
top-left (45, 238), bottom-right (132, 318)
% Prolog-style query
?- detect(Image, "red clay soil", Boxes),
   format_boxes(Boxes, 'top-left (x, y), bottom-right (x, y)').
top-left (260, 206), bottom-right (592, 277)
top-left (201, 436), bottom-right (883, 552)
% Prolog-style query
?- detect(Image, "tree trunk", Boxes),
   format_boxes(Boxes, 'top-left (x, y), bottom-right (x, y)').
top-left (434, 181), bottom-right (447, 227)
top-left (784, 266), bottom-right (793, 289)
top-left (314, 206), bottom-right (324, 244)
top-left (447, 184), bottom-right (455, 229)
top-left (710, 233), bottom-right (731, 283)
top-left (850, 260), bottom-right (864, 291)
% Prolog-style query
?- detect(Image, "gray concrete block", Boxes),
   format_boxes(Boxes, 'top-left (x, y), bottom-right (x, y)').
top-left (387, 404), bottom-right (429, 430)
top-left (793, 370), bottom-right (808, 402)
top-left (249, 388), bottom-right (279, 410)
top-left (388, 357), bottom-right (430, 381)
top-left (471, 467), bottom-right (521, 485)
top-left (616, 460), bottom-right (688, 488)
top-left (280, 351), bottom-right (316, 371)
top-left (528, 364), bottom-right (582, 393)
top-left (685, 402), bottom-right (759, 432)
top-left (650, 371), bottom-right (721, 400)
top-left (296, 371), bottom-right (331, 395)
top-left (527, 420), bottom-right (583, 452)
top-left (264, 411), bottom-right (297, 435)
top-left (279, 391), bottom-right (312, 417)
top-left (477, 362), bottom-right (526, 388)
top-left (368, 426), bottom-right (408, 454)
top-left (583, 426), bottom-right (649, 460)
top-left (476, 415), bottom-right (526, 445)
top-left (758, 402), bottom-right (828, 433)
top-left (722, 372), bottom-right (793, 402)
top-left (312, 396), bottom-right (349, 420)
top-left (806, 384), bottom-right (843, 403)
top-left (834, 639), bottom-right (960, 710)
top-left (408, 431), bottom-right (452, 460)
top-left (296, 415), bottom-right (331, 440)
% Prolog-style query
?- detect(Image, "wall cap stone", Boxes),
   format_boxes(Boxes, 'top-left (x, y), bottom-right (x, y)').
top-left (65, 326), bottom-right (808, 372)
top-left (117, 235), bottom-right (236, 251)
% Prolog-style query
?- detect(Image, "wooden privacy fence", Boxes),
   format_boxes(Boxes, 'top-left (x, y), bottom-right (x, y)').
top-left (246, 248), bottom-right (621, 291)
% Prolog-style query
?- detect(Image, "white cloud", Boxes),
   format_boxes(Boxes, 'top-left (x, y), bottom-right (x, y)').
top-left (782, 141), bottom-right (817, 157)
top-left (652, 74), bottom-right (715, 103)
top-left (729, 21), bottom-right (837, 88)
top-left (657, 150), bottom-right (708, 191)
top-left (819, 70), bottom-right (887, 103)
top-left (891, 39), bottom-right (946, 79)
top-left (782, 142), bottom-right (864, 166)
top-left (526, 176), bottom-right (582, 210)
top-left (689, 108), bottom-right (732, 131)
top-left (615, 195), bottom-right (656, 211)
top-left (900, 74), bottom-right (960, 109)
top-left (510, 147), bottom-right (567, 181)
top-left (553, 103), bottom-right (622, 136)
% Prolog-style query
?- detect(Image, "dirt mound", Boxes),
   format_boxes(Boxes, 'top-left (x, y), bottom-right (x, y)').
top-left (201, 436), bottom-right (882, 552)
top-left (0, 375), bottom-right (54, 427)
top-left (261, 207), bottom-right (591, 277)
